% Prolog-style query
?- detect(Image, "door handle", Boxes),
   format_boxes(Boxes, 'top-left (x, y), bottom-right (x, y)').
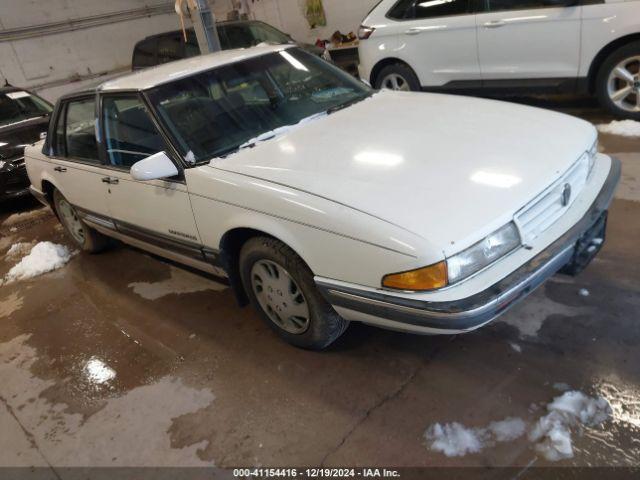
top-left (484, 20), bottom-right (506, 28)
top-left (405, 27), bottom-right (423, 35)
top-left (54, 166), bottom-right (67, 172)
top-left (101, 177), bottom-right (119, 185)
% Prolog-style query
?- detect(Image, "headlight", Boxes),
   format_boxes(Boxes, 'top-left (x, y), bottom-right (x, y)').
top-left (447, 223), bottom-right (521, 284)
top-left (0, 160), bottom-right (6, 169)
top-left (587, 140), bottom-right (598, 176)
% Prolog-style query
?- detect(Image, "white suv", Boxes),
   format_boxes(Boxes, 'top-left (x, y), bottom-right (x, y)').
top-left (358, 0), bottom-right (640, 119)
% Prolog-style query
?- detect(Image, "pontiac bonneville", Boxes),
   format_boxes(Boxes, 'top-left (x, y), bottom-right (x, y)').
top-left (25, 45), bottom-right (620, 349)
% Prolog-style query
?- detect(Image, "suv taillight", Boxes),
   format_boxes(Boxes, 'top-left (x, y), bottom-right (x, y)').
top-left (358, 25), bottom-right (375, 40)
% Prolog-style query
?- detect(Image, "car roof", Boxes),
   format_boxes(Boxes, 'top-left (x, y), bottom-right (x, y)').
top-left (99, 44), bottom-right (292, 92)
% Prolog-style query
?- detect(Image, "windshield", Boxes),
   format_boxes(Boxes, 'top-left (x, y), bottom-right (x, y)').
top-left (0, 90), bottom-right (52, 127)
top-left (147, 48), bottom-right (372, 162)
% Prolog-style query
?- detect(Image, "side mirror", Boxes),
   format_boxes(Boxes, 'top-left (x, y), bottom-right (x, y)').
top-left (130, 151), bottom-right (179, 181)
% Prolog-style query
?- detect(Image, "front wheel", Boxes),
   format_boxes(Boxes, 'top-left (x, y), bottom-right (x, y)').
top-left (239, 237), bottom-right (348, 350)
top-left (53, 189), bottom-right (108, 253)
top-left (596, 41), bottom-right (640, 120)
top-left (374, 63), bottom-right (421, 92)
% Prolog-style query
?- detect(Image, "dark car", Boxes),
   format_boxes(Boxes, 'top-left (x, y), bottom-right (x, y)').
top-left (0, 86), bottom-right (53, 201)
top-left (132, 20), bottom-right (328, 70)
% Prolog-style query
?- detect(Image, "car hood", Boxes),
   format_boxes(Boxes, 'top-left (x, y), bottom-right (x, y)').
top-left (211, 91), bottom-right (597, 255)
top-left (0, 116), bottom-right (49, 160)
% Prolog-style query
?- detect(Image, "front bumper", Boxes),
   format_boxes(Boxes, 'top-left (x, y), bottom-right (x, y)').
top-left (0, 160), bottom-right (30, 201)
top-left (317, 157), bottom-right (621, 334)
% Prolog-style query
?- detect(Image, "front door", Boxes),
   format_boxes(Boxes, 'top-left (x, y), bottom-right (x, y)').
top-left (388, 0), bottom-right (479, 87)
top-left (99, 93), bottom-right (202, 249)
top-left (476, 1), bottom-right (582, 82)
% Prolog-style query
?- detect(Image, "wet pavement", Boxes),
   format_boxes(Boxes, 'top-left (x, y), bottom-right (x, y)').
top-left (0, 97), bottom-right (639, 475)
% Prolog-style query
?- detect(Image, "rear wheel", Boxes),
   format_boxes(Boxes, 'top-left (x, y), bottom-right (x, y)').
top-left (53, 189), bottom-right (108, 253)
top-left (240, 237), bottom-right (348, 350)
top-left (596, 41), bottom-right (640, 120)
top-left (374, 63), bottom-right (421, 92)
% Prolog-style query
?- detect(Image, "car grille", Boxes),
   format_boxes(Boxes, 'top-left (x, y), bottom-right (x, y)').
top-left (514, 153), bottom-right (590, 247)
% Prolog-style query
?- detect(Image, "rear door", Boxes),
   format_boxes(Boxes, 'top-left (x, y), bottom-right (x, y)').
top-left (47, 95), bottom-right (110, 216)
top-left (99, 93), bottom-right (202, 248)
top-left (476, 0), bottom-right (582, 82)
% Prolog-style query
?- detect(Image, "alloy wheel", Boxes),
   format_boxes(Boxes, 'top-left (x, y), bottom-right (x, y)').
top-left (607, 56), bottom-right (640, 113)
top-left (381, 73), bottom-right (411, 91)
top-left (57, 198), bottom-right (85, 244)
top-left (250, 260), bottom-right (310, 335)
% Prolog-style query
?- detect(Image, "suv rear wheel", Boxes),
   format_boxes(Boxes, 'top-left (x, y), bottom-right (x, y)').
top-left (374, 63), bottom-right (421, 92)
top-left (239, 237), bottom-right (348, 350)
top-left (596, 41), bottom-right (640, 120)
top-left (53, 189), bottom-right (108, 253)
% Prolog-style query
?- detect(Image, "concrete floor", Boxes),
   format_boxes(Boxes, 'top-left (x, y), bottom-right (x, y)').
top-left (1, 96), bottom-right (639, 474)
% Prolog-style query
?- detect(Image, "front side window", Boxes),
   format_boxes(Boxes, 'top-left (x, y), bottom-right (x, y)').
top-left (64, 97), bottom-right (99, 162)
top-left (0, 90), bottom-right (52, 127)
top-left (146, 48), bottom-right (372, 163)
top-left (102, 95), bottom-right (168, 169)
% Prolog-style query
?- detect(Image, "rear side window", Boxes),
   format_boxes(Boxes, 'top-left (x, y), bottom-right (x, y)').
top-left (389, 0), bottom-right (471, 19)
top-left (133, 38), bottom-right (157, 69)
top-left (63, 98), bottom-right (99, 162)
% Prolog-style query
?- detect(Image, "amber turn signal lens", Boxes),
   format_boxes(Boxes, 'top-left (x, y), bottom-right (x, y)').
top-left (382, 262), bottom-right (448, 291)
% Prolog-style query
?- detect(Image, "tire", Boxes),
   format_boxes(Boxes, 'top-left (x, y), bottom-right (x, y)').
top-left (53, 189), bottom-right (108, 253)
top-left (374, 63), bottom-right (421, 92)
top-left (239, 237), bottom-right (349, 350)
top-left (595, 41), bottom-right (640, 120)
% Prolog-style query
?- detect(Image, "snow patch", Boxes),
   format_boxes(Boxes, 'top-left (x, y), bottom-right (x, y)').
top-left (425, 416), bottom-right (526, 457)
top-left (84, 357), bottom-right (116, 385)
top-left (3, 242), bottom-right (73, 284)
top-left (5, 242), bottom-right (33, 260)
top-left (597, 120), bottom-right (640, 137)
top-left (488, 417), bottom-right (527, 442)
top-left (425, 391), bottom-right (610, 461)
top-left (425, 422), bottom-right (484, 457)
top-left (578, 288), bottom-right (590, 297)
top-left (529, 391), bottom-right (611, 461)
top-left (509, 342), bottom-right (522, 353)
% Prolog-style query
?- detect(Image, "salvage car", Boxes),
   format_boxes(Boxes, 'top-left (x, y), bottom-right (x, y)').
top-left (1, 86), bottom-right (52, 201)
top-left (25, 45), bottom-right (620, 349)
top-left (132, 20), bottom-right (329, 70)
top-left (358, 0), bottom-right (640, 119)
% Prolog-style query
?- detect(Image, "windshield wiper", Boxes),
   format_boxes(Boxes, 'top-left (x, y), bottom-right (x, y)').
top-left (235, 112), bottom-right (328, 152)
top-left (326, 95), bottom-right (370, 115)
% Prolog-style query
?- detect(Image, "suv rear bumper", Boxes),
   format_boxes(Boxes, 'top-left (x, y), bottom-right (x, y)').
top-left (316, 157), bottom-right (621, 334)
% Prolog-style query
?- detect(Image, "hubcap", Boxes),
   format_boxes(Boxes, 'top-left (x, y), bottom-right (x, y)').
top-left (58, 198), bottom-right (85, 244)
top-left (381, 73), bottom-right (411, 91)
top-left (250, 260), bottom-right (310, 335)
top-left (607, 56), bottom-right (640, 113)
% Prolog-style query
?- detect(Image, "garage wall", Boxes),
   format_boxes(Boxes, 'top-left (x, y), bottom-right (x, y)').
top-left (0, 0), bottom-right (183, 101)
top-left (212, 0), bottom-right (380, 44)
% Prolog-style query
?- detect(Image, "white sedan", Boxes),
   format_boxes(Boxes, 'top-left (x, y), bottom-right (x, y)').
top-left (25, 45), bottom-right (620, 349)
